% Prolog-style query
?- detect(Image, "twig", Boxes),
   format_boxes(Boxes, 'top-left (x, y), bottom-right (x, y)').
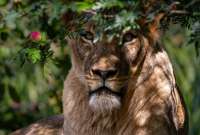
top-left (185, 0), bottom-right (200, 9)
top-left (169, 10), bottom-right (190, 15)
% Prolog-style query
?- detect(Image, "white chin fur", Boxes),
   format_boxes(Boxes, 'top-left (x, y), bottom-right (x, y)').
top-left (89, 94), bottom-right (121, 113)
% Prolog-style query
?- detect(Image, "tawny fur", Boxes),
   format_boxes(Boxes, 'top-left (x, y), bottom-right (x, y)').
top-left (61, 36), bottom-right (188, 135)
top-left (11, 36), bottom-right (188, 135)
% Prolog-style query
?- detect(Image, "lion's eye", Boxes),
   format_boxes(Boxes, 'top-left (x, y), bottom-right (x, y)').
top-left (123, 32), bottom-right (137, 43)
top-left (80, 31), bottom-right (94, 41)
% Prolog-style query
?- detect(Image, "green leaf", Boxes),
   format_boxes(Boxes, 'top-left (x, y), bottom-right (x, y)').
top-left (76, 2), bottom-right (94, 12)
top-left (93, 0), bottom-right (123, 10)
top-left (26, 48), bottom-right (41, 64)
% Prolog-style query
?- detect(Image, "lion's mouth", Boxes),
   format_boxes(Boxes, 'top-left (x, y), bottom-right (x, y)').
top-left (88, 86), bottom-right (124, 111)
top-left (89, 86), bottom-right (122, 97)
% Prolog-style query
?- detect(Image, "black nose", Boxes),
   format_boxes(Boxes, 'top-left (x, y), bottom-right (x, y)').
top-left (92, 69), bottom-right (118, 80)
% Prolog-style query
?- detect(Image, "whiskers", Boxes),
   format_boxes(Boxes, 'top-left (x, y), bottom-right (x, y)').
top-left (85, 75), bottom-right (100, 81)
top-left (78, 74), bottom-right (99, 81)
top-left (107, 76), bottom-right (129, 82)
top-left (83, 74), bottom-right (129, 82)
top-left (79, 74), bottom-right (129, 92)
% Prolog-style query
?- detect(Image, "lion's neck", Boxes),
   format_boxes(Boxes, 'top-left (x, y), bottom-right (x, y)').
top-left (62, 57), bottom-right (156, 135)
top-left (63, 70), bottom-right (121, 135)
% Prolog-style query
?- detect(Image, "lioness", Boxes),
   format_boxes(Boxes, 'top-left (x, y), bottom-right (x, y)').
top-left (11, 6), bottom-right (188, 135)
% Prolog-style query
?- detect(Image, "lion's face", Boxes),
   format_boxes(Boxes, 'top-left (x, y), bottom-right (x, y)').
top-left (68, 21), bottom-right (145, 112)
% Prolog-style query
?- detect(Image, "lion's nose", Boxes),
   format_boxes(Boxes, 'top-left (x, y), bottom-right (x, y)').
top-left (91, 57), bottom-right (119, 80)
top-left (92, 69), bottom-right (117, 80)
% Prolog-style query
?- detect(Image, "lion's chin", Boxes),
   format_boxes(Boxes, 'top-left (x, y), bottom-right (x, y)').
top-left (89, 91), bottom-right (121, 113)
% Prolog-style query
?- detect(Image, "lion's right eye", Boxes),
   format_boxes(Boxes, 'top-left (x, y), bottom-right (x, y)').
top-left (123, 32), bottom-right (137, 43)
top-left (80, 31), bottom-right (94, 41)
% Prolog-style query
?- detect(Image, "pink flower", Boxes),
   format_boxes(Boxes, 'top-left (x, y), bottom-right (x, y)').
top-left (29, 31), bottom-right (41, 41)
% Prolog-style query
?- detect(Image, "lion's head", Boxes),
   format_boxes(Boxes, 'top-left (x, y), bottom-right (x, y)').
top-left (66, 15), bottom-right (151, 112)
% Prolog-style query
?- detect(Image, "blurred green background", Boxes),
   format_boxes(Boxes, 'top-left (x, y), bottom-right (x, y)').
top-left (0, 0), bottom-right (200, 135)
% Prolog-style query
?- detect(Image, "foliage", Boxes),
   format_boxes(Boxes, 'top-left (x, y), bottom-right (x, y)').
top-left (0, 0), bottom-right (200, 135)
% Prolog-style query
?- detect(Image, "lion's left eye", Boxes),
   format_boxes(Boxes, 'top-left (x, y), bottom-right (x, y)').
top-left (80, 31), bottom-right (94, 41)
top-left (123, 32), bottom-right (137, 43)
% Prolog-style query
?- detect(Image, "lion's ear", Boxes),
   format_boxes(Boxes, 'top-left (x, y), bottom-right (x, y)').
top-left (139, 0), bottom-right (179, 43)
top-left (147, 13), bottom-right (165, 43)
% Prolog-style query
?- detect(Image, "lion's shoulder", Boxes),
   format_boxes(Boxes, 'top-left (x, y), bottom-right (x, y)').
top-left (11, 115), bottom-right (64, 135)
